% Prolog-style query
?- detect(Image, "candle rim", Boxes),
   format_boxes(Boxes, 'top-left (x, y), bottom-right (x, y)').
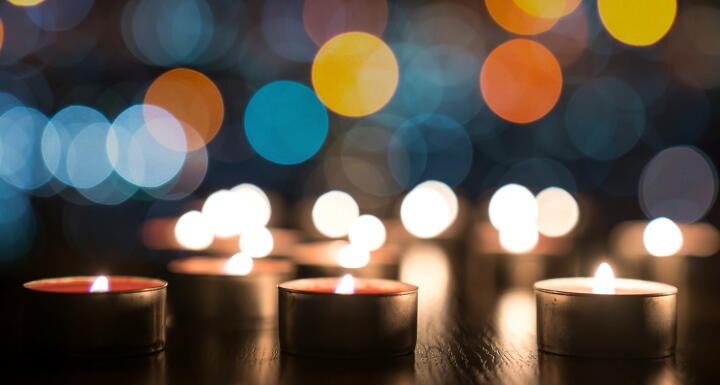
top-left (23, 275), bottom-right (167, 294)
top-left (279, 277), bottom-right (418, 296)
top-left (167, 255), bottom-right (295, 277)
top-left (534, 277), bottom-right (677, 297)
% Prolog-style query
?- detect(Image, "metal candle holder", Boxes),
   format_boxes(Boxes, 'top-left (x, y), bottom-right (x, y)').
top-left (278, 277), bottom-right (418, 358)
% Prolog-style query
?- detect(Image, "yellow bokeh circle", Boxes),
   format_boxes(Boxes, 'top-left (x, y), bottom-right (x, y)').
top-left (311, 32), bottom-right (399, 117)
top-left (513, 0), bottom-right (580, 19)
top-left (598, 0), bottom-right (676, 46)
top-left (7, 0), bottom-right (45, 6)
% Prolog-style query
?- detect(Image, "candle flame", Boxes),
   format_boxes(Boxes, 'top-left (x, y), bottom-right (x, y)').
top-left (224, 252), bottom-right (254, 275)
top-left (89, 276), bottom-right (110, 293)
top-left (334, 274), bottom-right (355, 294)
top-left (592, 262), bottom-right (615, 294)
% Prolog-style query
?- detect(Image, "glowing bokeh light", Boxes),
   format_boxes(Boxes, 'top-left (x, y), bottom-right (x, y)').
top-left (0, 107), bottom-right (53, 190)
top-left (598, 0), bottom-right (676, 46)
top-left (107, 105), bottom-right (186, 188)
top-left (239, 226), bottom-right (274, 258)
top-left (536, 187), bottom-right (579, 237)
top-left (144, 68), bottom-right (224, 152)
top-left (348, 214), bottom-right (386, 252)
top-left (202, 189), bottom-right (242, 238)
top-left (643, 217), bottom-right (683, 257)
top-left (7, 0), bottom-right (45, 6)
top-left (400, 181), bottom-right (458, 239)
top-left (312, 190), bottom-right (360, 238)
top-left (224, 252), bottom-right (253, 276)
top-left (592, 263), bottom-right (615, 295)
top-left (334, 274), bottom-right (355, 294)
top-left (485, 0), bottom-right (559, 36)
top-left (639, 146), bottom-right (717, 224)
top-left (0, 19), bottom-right (4, 51)
top-left (513, 0), bottom-right (580, 19)
top-left (145, 145), bottom-right (208, 201)
top-left (244, 81), bottom-right (328, 165)
top-left (230, 183), bottom-right (272, 231)
top-left (312, 32), bottom-right (398, 117)
top-left (488, 184), bottom-right (538, 231)
top-left (480, 39), bottom-right (562, 124)
top-left (335, 244), bottom-right (371, 269)
top-left (25, 0), bottom-right (94, 32)
top-left (303, 0), bottom-right (388, 46)
top-left (499, 224), bottom-right (539, 254)
top-left (42, 105), bottom-right (113, 189)
top-left (565, 77), bottom-right (645, 160)
top-left (174, 210), bottom-right (214, 250)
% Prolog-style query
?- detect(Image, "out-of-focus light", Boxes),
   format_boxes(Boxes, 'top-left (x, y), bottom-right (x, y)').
top-left (174, 210), bottom-right (214, 250)
top-left (202, 189), bottom-right (242, 238)
top-left (261, 0), bottom-right (316, 62)
top-left (335, 244), bottom-right (371, 268)
top-left (536, 187), bottom-right (579, 237)
top-left (312, 32), bottom-right (398, 117)
top-left (145, 145), bottom-right (208, 201)
top-left (400, 243), bottom-right (450, 317)
top-left (42, 105), bottom-right (113, 189)
top-left (144, 68), bottom-right (224, 152)
top-left (244, 80), bottom-right (328, 165)
top-left (488, 184), bottom-right (538, 231)
top-left (496, 290), bottom-right (535, 350)
top-left (400, 181), bottom-right (457, 239)
top-left (25, 0), bottom-right (94, 32)
top-left (644, 217), bottom-right (683, 257)
top-left (499, 223), bottom-right (539, 254)
top-left (239, 226), bottom-right (274, 258)
top-left (8, 0), bottom-right (45, 7)
top-left (312, 190), bottom-right (359, 238)
top-left (480, 39), bottom-right (562, 124)
top-left (107, 104), bottom-right (186, 188)
top-left (485, 0), bottom-right (559, 36)
top-left (0, 4), bottom-right (42, 66)
top-left (0, 107), bottom-right (53, 190)
top-left (598, 0), bottom-right (676, 46)
top-left (334, 274), bottom-right (355, 294)
top-left (0, 19), bottom-right (4, 51)
top-left (231, 183), bottom-right (272, 231)
top-left (224, 252), bottom-right (253, 276)
top-left (640, 146), bottom-right (717, 224)
top-left (565, 77), bottom-right (645, 161)
top-left (89, 276), bottom-right (109, 293)
top-left (513, 0), bottom-right (580, 19)
top-left (348, 214), bottom-right (386, 252)
top-left (537, 5), bottom-right (589, 68)
top-left (303, 0), bottom-right (388, 46)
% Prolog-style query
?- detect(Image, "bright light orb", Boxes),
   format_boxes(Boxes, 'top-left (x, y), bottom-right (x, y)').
top-left (348, 214), bottom-right (386, 252)
top-left (536, 187), bottom-right (579, 237)
top-left (224, 252), bottom-right (254, 276)
top-left (231, 183), bottom-right (272, 232)
top-left (513, 0), bottom-right (580, 19)
top-left (312, 190), bottom-right (360, 238)
top-left (598, 0), bottom-right (676, 47)
top-left (400, 181), bottom-right (458, 239)
top-left (239, 226), bottom-right (274, 258)
top-left (336, 244), bottom-right (371, 269)
top-left (488, 184), bottom-right (538, 231)
top-left (174, 210), bottom-right (214, 250)
top-left (499, 224), bottom-right (539, 254)
top-left (643, 217), bottom-right (683, 257)
top-left (8, 0), bottom-right (45, 7)
top-left (202, 190), bottom-right (244, 238)
top-left (312, 32), bottom-right (398, 117)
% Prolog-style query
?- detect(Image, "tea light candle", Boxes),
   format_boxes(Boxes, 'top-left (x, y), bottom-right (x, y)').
top-left (279, 275), bottom-right (417, 358)
top-left (167, 254), bottom-right (294, 327)
top-left (290, 241), bottom-right (400, 279)
top-left (22, 275), bottom-right (167, 357)
top-left (535, 263), bottom-right (677, 358)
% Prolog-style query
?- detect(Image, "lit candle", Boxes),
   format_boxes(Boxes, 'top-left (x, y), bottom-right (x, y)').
top-left (22, 275), bottom-right (167, 357)
top-left (534, 263), bottom-right (677, 358)
top-left (278, 275), bottom-right (417, 358)
top-left (167, 254), bottom-right (295, 327)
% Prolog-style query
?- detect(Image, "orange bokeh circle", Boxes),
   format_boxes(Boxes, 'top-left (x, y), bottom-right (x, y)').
top-left (144, 68), bottom-right (224, 152)
top-left (480, 39), bottom-right (562, 124)
top-left (485, 0), bottom-right (559, 35)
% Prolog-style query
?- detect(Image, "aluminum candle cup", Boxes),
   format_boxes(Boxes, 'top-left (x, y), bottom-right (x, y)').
top-left (167, 256), bottom-right (295, 328)
top-left (535, 277), bottom-right (677, 358)
top-left (279, 277), bottom-right (417, 358)
top-left (22, 276), bottom-right (167, 357)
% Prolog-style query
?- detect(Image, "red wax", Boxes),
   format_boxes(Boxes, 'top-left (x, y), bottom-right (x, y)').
top-left (280, 277), bottom-right (416, 295)
top-left (23, 276), bottom-right (166, 293)
top-left (168, 256), bottom-right (294, 276)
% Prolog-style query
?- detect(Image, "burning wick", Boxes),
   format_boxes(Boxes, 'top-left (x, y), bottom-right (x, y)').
top-left (89, 276), bottom-right (110, 293)
top-left (224, 252), bottom-right (254, 276)
top-left (592, 262), bottom-right (615, 295)
top-left (334, 274), bottom-right (355, 294)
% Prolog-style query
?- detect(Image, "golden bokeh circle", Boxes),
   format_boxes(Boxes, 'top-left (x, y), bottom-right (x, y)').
top-left (598, 0), bottom-right (676, 46)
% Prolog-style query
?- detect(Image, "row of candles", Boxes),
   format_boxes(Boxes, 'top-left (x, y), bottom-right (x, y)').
top-left (20, 181), bottom-right (707, 359)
